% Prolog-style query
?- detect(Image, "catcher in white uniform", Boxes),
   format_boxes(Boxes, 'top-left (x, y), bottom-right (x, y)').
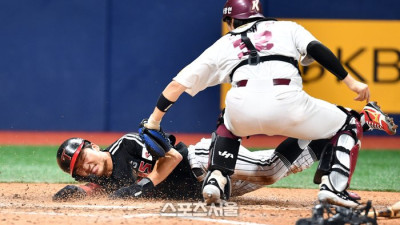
top-left (139, 0), bottom-right (397, 208)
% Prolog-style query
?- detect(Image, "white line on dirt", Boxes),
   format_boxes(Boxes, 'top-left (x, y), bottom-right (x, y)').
top-left (178, 216), bottom-right (273, 225)
top-left (0, 202), bottom-right (143, 210)
top-left (2, 211), bottom-right (273, 225)
top-left (0, 202), bottom-right (304, 212)
top-left (1, 211), bottom-right (159, 218)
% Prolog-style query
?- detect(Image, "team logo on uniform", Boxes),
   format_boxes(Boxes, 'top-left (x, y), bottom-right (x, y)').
top-left (142, 148), bottom-right (153, 161)
top-left (218, 151), bottom-right (234, 159)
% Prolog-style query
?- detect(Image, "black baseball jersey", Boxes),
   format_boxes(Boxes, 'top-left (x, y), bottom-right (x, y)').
top-left (74, 133), bottom-right (202, 200)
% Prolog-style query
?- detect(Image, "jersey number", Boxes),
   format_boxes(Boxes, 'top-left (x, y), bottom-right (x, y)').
top-left (232, 29), bottom-right (274, 59)
top-left (138, 161), bottom-right (152, 175)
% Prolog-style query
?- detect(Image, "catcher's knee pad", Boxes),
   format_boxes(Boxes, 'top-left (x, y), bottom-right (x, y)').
top-left (208, 131), bottom-right (241, 176)
top-left (314, 112), bottom-right (363, 192)
top-left (336, 105), bottom-right (363, 141)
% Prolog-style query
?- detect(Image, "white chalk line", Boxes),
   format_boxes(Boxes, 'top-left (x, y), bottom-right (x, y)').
top-left (177, 216), bottom-right (274, 225)
top-left (1, 207), bottom-right (274, 225)
top-left (0, 202), bottom-right (143, 210)
top-left (0, 202), bottom-right (304, 212)
top-left (1, 211), bottom-right (159, 218)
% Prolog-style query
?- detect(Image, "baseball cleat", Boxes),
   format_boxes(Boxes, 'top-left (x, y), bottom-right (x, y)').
top-left (203, 184), bottom-right (223, 205)
top-left (346, 190), bottom-right (361, 201)
top-left (318, 176), bottom-right (361, 209)
top-left (361, 101), bottom-right (398, 135)
top-left (202, 170), bottom-right (228, 205)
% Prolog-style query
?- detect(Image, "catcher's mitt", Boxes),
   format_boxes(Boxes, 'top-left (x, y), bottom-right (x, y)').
top-left (138, 119), bottom-right (173, 158)
top-left (296, 201), bottom-right (377, 225)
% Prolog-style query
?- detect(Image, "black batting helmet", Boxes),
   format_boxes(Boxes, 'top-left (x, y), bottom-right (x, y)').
top-left (56, 138), bottom-right (90, 175)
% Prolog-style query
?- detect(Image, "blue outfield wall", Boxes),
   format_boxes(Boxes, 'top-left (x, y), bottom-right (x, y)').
top-left (266, 0), bottom-right (400, 20)
top-left (0, 0), bottom-right (399, 134)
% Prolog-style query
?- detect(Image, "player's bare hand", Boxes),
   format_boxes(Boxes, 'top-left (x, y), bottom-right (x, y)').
top-left (352, 81), bottom-right (370, 102)
top-left (343, 74), bottom-right (370, 102)
top-left (144, 116), bottom-right (161, 130)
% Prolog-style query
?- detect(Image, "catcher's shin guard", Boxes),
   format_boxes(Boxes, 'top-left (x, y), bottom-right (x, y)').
top-left (329, 133), bottom-right (360, 192)
top-left (317, 117), bottom-right (363, 208)
top-left (314, 108), bottom-right (363, 192)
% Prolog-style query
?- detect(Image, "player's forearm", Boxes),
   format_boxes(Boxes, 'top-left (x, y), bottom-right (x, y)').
top-left (163, 80), bottom-right (187, 102)
top-left (342, 74), bottom-right (359, 90)
top-left (146, 148), bottom-right (183, 186)
top-left (150, 80), bottom-right (187, 122)
top-left (306, 41), bottom-right (370, 101)
top-left (306, 41), bottom-right (348, 80)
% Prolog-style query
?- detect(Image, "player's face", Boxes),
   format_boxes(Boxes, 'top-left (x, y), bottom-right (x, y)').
top-left (74, 144), bottom-right (109, 177)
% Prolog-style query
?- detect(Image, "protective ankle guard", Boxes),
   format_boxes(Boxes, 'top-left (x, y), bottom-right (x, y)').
top-left (208, 132), bottom-right (241, 176)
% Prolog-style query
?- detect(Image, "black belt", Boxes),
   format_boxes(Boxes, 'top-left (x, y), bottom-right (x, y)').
top-left (235, 78), bottom-right (291, 87)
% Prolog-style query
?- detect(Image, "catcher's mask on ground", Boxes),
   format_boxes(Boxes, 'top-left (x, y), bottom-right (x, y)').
top-left (57, 138), bottom-right (91, 175)
top-left (222, 0), bottom-right (264, 22)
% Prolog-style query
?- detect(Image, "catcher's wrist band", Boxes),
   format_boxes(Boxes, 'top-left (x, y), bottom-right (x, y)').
top-left (156, 93), bottom-right (175, 112)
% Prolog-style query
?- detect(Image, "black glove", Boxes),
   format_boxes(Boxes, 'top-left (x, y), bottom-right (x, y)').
top-left (53, 185), bottom-right (86, 201)
top-left (109, 177), bottom-right (154, 200)
top-left (138, 119), bottom-right (173, 158)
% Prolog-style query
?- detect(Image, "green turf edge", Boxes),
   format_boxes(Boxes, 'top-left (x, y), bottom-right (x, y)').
top-left (0, 145), bottom-right (399, 192)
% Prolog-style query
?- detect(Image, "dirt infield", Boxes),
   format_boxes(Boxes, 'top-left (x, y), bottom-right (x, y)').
top-left (0, 132), bottom-right (398, 224)
top-left (0, 183), bottom-right (399, 225)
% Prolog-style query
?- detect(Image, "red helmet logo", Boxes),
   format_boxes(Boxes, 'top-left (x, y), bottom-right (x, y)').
top-left (61, 148), bottom-right (72, 161)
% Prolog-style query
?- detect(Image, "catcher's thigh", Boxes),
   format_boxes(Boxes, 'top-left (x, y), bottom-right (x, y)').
top-left (224, 88), bottom-right (347, 140)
